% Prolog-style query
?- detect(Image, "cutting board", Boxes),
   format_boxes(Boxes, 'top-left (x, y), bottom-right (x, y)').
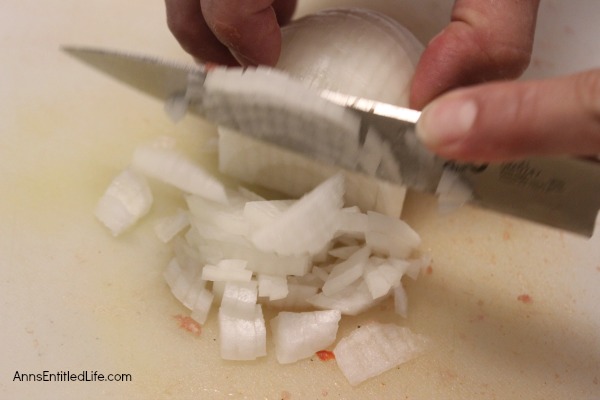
top-left (1, 1), bottom-right (599, 399)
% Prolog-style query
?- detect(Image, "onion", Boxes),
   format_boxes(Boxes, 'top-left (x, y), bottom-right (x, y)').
top-left (270, 310), bottom-right (341, 364)
top-left (393, 285), bottom-right (409, 318)
top-left (268, 283), bottom-right (319, 311)
top-left (365, 211), bottom-right (421, 259)
top-left (219, 304), bottom-right (266, 360)
top-left (278, 8), bottom-right (423, 106)
top-left (333, 322), bottom-right (429, 386)
top-left (163, 258), bottom-right (214, 324)
top-left (258, 274), bottom-right (289, 301)
top-left (321, 247), bottom-right (370, 296)
top-left (153, 208), bottom-right (190, 243)
top-left (95, 168), bottom-right (153, 236)
top-left (250, 173), bottom-right (345, 256)
top-left (436, 169), bottom-right (474, 214)
top-left (219, 280), bottom-right (258, 319)
top-left (201, 259), bottom-right (253, 282)
top-left (307, 280), bottom-right (381, 316)
top-left (328, 245), bottom-right (361, 260)
top-left (132, 144), bottom-right (228, 204)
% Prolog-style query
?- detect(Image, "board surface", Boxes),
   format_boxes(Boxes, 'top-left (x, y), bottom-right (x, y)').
top-left (1, 1), bottom-right (599, 399)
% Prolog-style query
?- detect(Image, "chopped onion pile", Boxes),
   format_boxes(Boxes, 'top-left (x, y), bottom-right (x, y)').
top-left (94, 7), bottom-right (433, 386)
top-left (96, 147), bottom-right (430, 382)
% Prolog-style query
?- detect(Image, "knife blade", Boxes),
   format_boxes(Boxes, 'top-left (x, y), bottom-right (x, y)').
top-left (63, 46), bottom-right (600, 237)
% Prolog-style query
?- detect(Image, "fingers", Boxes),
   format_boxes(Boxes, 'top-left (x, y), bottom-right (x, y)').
top-left (410, 0), bottom-right (540, 110)
top-left (201, 0), bottom-right (296, 66)
top-left (166, 0), bottom-right (296, 66)
top-left (415, 69), bottom-right (600, 162)
top-left (272, 0), bottom-right (297, 25)
top-left (165, 0), bottom-right (238, 65)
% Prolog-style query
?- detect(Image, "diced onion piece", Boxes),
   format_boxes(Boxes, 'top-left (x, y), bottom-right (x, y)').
top-left (405, 255), bottom-right (432, 280)
top-left (251, 174), bottom-right (345, 256)
top-left (163, 258), bottom-right (197, 305)
top-left (172, 237), bottom-right (203, 270)
top-left (163, 258), bottom-right (214, 323)
top-left (132, 145), bottom-right (228, 204)
top-left (211, 280), bottom-right (227, 303)
top-left (335, 210), bottom-right (368, 238)
top-left (374, 181), bottom-right (407, 219)
top-left (258, 274), bottom-right (289, 301)
top-left (311, 266), bottom-right (330, 282)
top-left (236, 186), bottom-right (265, 202)
top-left (201, 259), bottom-right (253, 282)
top-left (95, 168), bottom-right (153, 236)
top-left (269, 284), bottom-right (318, 311)
top-left (328, 245), bottom-right (361, 260)
top-left (321, 247), bottom-right (369, 296)
top-left (436, 169), bottom-right (474, 214)
top-left (187, 195), bottom-right (249, 237)
top-left (366, 211), bottom-right (421, 259)
top-left (270, 310), bottom-right (341, 364)
top-left (393, 285), bottom-right (409, 318)
top-left (154, 208), bottom-right (190, 243)
top-left (220, 281), bottom-right (258, 319)
top-left (357, 255), bottom-right (407, 302)
top-left (243, 200), bottom-right (294, 230)
top-left (219, 304), bottom-right (266, 360)
top-left (333, 322), bottom-right (429, 386)
top-left (307, 281), bottom-right (379, 316)
top-left (289, 272), bottom-right (323, 288)
top-left (363, 263), bottom-right (392, 300)
top-left (164, 93), bottom-right (189, 123)
top-left (189, 289), bottom-right (214, 324)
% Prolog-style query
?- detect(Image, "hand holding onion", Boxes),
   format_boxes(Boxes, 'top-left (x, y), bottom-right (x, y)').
top-left (165, 0), bottom-right (600, 161)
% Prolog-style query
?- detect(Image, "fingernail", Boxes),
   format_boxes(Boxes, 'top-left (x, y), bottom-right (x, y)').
top-left (230, 49), bottom-right (259, 67)
top-left (416, 97), bottom-right (478, 148)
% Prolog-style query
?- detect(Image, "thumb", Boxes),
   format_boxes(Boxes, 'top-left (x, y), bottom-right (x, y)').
top-left (415, 69), bottom-right (600, 162)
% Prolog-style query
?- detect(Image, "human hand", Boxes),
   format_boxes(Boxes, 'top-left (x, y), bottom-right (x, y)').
top-left (412, 0), bottom-right (600, 161)
top-left (165, 0), bottom-right (600, 162)
top-left (165, 0), bottom-right (297, 66)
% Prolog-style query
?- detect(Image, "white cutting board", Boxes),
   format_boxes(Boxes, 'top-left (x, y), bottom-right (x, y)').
top-left (1, 1), bottom-right (599, 399)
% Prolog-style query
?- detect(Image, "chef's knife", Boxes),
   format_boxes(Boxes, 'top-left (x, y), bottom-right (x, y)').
top-left (63, 46), bottom-right (600, 237)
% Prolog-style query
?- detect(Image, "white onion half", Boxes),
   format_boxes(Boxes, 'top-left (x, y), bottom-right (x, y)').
top-left (216, 7), bottom-right (419, 218)
top-left (278, 8), bottom-right (424, 106)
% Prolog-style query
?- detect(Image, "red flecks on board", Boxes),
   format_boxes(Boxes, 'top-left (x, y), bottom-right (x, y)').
top-left (280, 390), bottom-right (292, 400)
top-left (517, 294), bottom-right (533, 304)
top-left (425, 265), bottom-right (433, 275)
top-left (316, 350), bottom-right (336, 361)
top-left (174, 314), bottom-right (202, 336)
